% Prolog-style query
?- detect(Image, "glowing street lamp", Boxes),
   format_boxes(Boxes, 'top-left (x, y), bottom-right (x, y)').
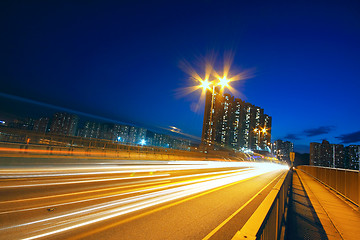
top-left (199, 78), bottom-right (212, 91)
top-left (218, 76), bottom-right (230, 89)
top-left (253, 127), bottom-right (268, 150)
top-left (197, 75), bottom-right (231, 147)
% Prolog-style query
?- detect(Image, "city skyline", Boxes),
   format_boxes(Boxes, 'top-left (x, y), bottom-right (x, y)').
top-left (310, 139), bottom-right (360, 170)
top-left (1, 110), bottom-right (192, 151)
top-left (1, 1), bottom-right (360, 153)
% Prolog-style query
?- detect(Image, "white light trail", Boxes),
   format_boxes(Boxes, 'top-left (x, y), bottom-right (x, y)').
top-left (0, 161), bottom-right (288, 240)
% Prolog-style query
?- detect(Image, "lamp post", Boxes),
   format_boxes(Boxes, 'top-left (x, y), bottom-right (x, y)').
top-left (261, 127), bottom-right (267, 150)
top-left (198, 76), bottom-right (230, 147)
top-left (253, 127), bottom-right (267, 150)
top-left (253, 128), bottom-right (260, 150)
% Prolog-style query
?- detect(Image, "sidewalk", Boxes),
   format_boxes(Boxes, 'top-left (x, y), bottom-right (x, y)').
top-left (286, 170), bottom-right (328, 240)
top-left (294, 169), bottom-right (360, 240)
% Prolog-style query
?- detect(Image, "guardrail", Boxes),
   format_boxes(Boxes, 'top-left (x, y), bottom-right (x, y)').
top-left (232, 170), bottom-right (291, 240)
top-left (297, 165), bottom-right (359, 206)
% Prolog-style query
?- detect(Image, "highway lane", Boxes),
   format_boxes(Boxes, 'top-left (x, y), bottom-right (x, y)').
top-left (0, 160), bottom-right (288, 240)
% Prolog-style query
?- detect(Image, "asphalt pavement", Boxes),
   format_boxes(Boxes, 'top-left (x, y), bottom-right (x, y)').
top-left (0, 159), bottom-right (286, 240)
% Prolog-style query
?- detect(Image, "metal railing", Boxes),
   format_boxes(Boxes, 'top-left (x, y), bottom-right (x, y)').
top-left (232, 170), bottom-right (291, 240)
top-left (297, 165), bottom-right (360, 206)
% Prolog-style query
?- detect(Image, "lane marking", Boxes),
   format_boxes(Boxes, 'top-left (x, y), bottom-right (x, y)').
top-left (202, 171), bottom-right (285, 240)
top-left (68, 171), bottom-right (269, 240)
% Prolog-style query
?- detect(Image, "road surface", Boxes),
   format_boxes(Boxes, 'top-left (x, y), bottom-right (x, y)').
top-left (0, 159), bottom-right (287, 240)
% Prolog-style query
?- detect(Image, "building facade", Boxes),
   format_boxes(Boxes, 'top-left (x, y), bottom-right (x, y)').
top-left (33, 117), bottom-right (49, 133)
top-left (78, 121), bottom-right (102, 139)
top-left (201, 88), bottom-right (272, 151)
top-left (273, 140), bottom-right (294, 163)
top-left (50, 112), bottom-right (78, 136)
top-left (310, 140), bottom-right (359, 170)
top-left (345, 145), bottom-right (360, 170)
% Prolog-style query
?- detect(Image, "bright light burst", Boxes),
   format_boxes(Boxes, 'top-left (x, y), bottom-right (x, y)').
top-left (199, 78), bottom-right (212, 91)
top-left (178, 51), bottom-right (252, 112)
top-left (218, 76), bottom-right (230, 89)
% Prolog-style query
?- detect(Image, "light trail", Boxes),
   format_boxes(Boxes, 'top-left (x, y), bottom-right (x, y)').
top-left (22, 170), bottom-right (259, 239)
top-left (0, 168), bottom-right (253, 214)
top-left (0, 160), bottom-right (260, 178)
top-left (0, 161), bottom-right (288, 239)
top-left (0, 173), bottom-right (169, 189)
top-left (0, 167), bottom-right (251, 206)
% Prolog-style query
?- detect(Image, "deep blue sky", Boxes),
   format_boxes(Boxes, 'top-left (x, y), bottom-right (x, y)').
top-left (1, 0), bottom-right (360, 153)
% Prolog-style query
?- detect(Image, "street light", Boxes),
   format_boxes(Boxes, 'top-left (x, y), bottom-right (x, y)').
top-left (253, 128), bottom-right (260, 150)
top-left (197, 75), bottom-right (231, 147)
top-left (253, 127), bottom-right (268, 150)
top-left (218, 76), bottom-right (230, 89)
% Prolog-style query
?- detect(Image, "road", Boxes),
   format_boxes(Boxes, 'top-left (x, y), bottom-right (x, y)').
top-left (0, 159), bottom-right (288, 240)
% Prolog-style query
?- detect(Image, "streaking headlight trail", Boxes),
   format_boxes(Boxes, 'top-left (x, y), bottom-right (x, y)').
top-left (0, 160), bottom-right (288, 240)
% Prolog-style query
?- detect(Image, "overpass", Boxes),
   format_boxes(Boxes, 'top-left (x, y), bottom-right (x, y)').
top-left (0, 133), bottom-right (359, 239)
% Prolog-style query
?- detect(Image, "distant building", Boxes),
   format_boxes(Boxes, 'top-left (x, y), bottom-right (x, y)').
top-left (2, 111), bottom-right (192, 151)
top-left (201, 88), bottom-right (271, 151)
top-left (310, 140), bottom-right (359, 170)
top-left (78, 121), bottom-right (102, 139)
top-left (127, 126), bottom-right (147, 145)
top-left (8, 118), bottom-right (34, 130)
top-left (310, 140), bottom-right (333, 167)
top-left (310, 142), bottom-right (321, 166)
top-left (112, 124), bottom-right (130, 142)
top-left (334, 144), bottom-right (345, 168)
top-left (33, 117), bottom-right (49, 133)
top-left (345, 145), bottom-right (360, 170)
top-left (273, 140), bottom-right (293, 163)
top-left (50, 113), bottom-right (78, 136)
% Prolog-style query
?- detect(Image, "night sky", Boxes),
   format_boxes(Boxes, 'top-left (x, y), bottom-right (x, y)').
top-left (1, 0), bottom-right (360, 153)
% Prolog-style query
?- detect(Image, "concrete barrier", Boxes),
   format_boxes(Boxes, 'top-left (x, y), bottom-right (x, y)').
top-left (232, 170), bottom-right (291, 240)
top-left (297, 165), bottom-right (359, 206)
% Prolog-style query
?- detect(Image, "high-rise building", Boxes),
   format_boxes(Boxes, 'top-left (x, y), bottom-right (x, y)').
top-left (50, 113), bottom-right (78, 136)
top-left (127, 126), bottom-right (147, 145)
top-left (310, 140), bottom-right (359, 169)
top-left (273, 140), bottom-right (294, 163)
top-left (201, 88), bottom-right (272, 151)
top-left (333, 144), bottom-right (345, 168)
top-left (310, 142), bottom-right (321, 166)
top-left (33, 117), bottom-right (49, 133)
top-left (310, 140), bottom-right (334, 167)
top-left (78, 121), bottom-right (102, 139)
top-left (345, 145), bottom-right (360, 170)
top-left (112, 124), bottom-right (130, 142)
